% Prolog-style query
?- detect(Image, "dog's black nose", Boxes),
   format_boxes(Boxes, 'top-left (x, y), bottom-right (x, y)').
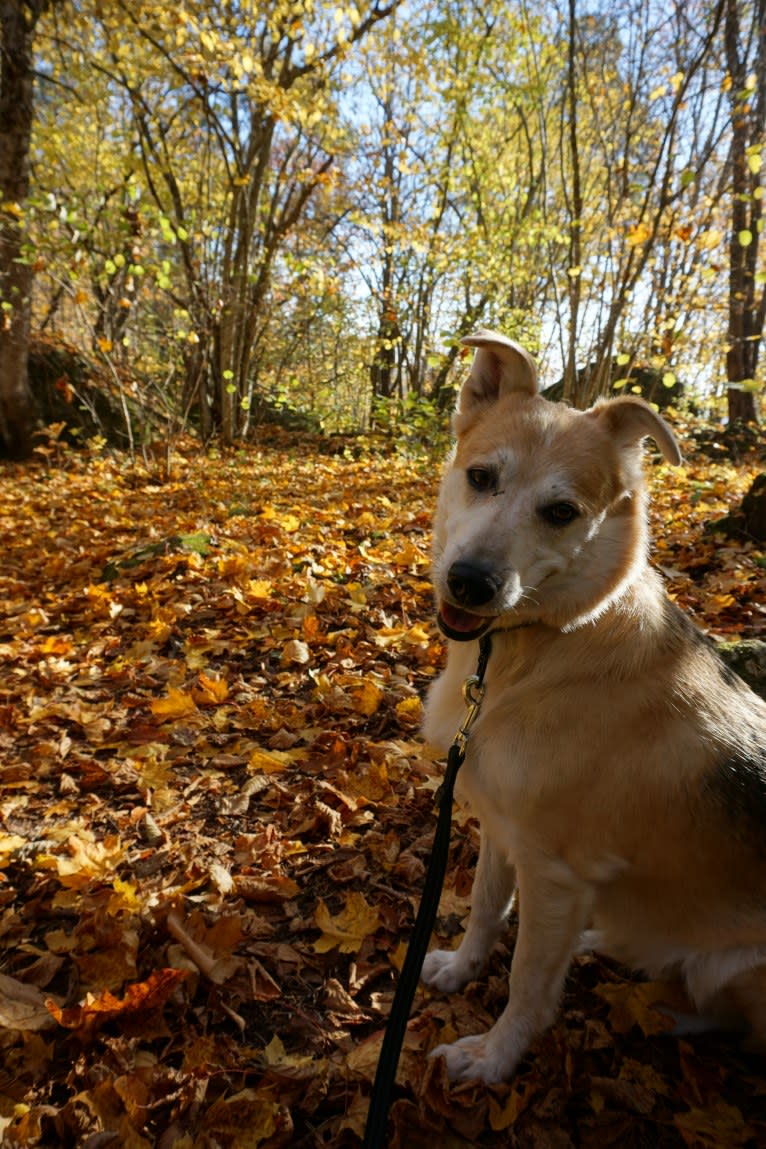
top-left (447, 560), bottom-right (501, 607)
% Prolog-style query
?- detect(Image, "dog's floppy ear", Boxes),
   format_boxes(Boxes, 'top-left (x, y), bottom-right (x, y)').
top-left (591, 395), bottom-right (682, 465)
top-left (458, 330), bottom-right (538, 412)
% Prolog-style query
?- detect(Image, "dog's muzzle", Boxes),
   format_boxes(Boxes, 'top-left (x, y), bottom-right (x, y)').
top-left (447, 560), bottom-right (502, 608)
top-left (438, 560), bottom-right (500, 641)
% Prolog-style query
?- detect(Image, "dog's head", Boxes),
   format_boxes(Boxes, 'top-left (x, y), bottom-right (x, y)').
top-left (434, 330), bottom-right (681, 639)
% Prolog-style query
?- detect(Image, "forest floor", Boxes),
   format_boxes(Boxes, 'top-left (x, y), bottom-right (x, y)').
top-left (0, 420), bottom-right (765, 1148)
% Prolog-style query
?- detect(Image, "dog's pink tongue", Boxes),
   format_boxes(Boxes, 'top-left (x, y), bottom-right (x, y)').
top-left (440, 601), bottom-right (484, 633)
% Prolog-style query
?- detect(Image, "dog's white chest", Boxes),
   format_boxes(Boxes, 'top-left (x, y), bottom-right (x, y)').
top-left (454, 740), bottom-right (526, 846)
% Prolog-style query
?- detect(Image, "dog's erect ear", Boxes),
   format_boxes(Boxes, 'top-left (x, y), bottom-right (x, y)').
top-left (458, 330), bottom-right (538, 411)
top-left (591, 396), bottom-right (682, 465)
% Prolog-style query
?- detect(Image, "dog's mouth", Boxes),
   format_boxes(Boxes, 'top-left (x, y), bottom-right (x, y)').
top-left (437, 601), bottom-right (493, 642)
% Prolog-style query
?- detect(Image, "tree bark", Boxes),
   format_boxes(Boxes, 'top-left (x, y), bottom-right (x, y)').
top-left (0, 0), bottom-right (48, 458)
top-left (723, 0), bottom-right (765, 425)
top-left (562, 0), bottom-right (583, 406)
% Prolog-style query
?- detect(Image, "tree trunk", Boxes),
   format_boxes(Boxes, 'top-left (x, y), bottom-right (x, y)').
top-left (562, 0), bottom-right (583, 406)
top-left (724, 0), bottom-right (765, 425)
top-left (0, 0), bottom-right (48, 458)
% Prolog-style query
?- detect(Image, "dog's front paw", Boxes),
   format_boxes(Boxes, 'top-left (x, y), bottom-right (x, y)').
top-left (421, 947), bottom-right (482, 993)
top-left (430, 1033), bottom-right (515, 1084)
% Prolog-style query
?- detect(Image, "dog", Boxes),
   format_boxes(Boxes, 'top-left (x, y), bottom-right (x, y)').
top-left (420, 329), bottom-right (766, 1084)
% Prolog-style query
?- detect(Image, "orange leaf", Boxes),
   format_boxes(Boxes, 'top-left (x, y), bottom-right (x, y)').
top-left (192, 673), bottom-right (229, 705)
top-left (47, 968), bottom-right (187, 1031)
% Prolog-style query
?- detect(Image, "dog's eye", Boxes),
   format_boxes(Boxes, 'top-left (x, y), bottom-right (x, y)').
top-left (541, 502), bottom-right (579, 526)
top-left (467, 467), bottom-right (496, 493)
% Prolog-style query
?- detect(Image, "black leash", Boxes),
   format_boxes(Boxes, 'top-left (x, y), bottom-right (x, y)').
top-left (362, 633), bottom-right (493, 1149)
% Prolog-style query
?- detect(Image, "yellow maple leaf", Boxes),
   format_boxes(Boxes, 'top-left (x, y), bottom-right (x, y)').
top-left (55, 834), bottom-right (124, 887)
top-left (108, 878), bottom-right (142, 915)
top-left (248, 748), bottom-right (291, 774)
top-left (313, 892), bottom-right (380, 954)
top-left (150, 686), bottom-right (198, 719)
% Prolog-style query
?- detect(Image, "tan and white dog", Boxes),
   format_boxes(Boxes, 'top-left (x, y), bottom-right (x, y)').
top-left (421, 329), bottom-right (766, 1084)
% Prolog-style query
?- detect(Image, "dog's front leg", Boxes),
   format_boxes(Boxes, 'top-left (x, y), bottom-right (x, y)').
top-left (422, 830), bottom-right (516, 993)
top-left (430, 861), bottom-right (591, 1084)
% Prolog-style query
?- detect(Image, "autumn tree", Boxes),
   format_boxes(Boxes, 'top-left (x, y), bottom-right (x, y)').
top-left (11, 0), bottom-right (765, 438)
top-left (553, 0), bottom-right (727, 408)
top-left (0, 0), bottom-right (51, 458)
top-left (344, 0), bottom-right (560, 423)
top-left (86, 0), bottom-right (399, 443)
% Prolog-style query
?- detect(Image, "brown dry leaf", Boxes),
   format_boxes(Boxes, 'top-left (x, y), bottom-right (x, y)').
top-left (76, 1078), bottom-right (154, 1147)
top-left (236, 874), bottom-right (301, 903)
top-left (674, 1097), bottom-right (755, 1147)
top-left (488, 1076), bottom-right (540, 1131)
top-left (593, 978), bottom-right (691, 1035)
top-left (202, 1089), bottom-right (291, 1147)
top-left (0, 972), bottom-right (60, 1031)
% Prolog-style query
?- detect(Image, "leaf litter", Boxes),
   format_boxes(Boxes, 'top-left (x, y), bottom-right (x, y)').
top-left (0, 431), bottom-right (764, 1147)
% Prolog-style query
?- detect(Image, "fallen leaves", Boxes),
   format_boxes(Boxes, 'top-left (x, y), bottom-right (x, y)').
top-left (0, 430), bottom-right (764, 1147)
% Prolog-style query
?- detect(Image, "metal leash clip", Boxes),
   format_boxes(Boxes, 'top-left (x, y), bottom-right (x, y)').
top-left (454, 672), bottom-right (485, 758)
top-left (435, 671), bottom-right (487, 809)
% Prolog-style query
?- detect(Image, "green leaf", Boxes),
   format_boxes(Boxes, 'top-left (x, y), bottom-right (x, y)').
top-left (178, 531), bottom-right (212, 555)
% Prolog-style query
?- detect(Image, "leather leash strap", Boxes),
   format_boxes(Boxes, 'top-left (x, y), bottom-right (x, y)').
top-left (362, 633), bottom-right (492, 1149)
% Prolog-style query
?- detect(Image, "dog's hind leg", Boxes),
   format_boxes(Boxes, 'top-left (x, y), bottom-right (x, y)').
top-left (431, 860), bottom-right (591, 1083)
top-left (422, 831), bottom-right (516, 994)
